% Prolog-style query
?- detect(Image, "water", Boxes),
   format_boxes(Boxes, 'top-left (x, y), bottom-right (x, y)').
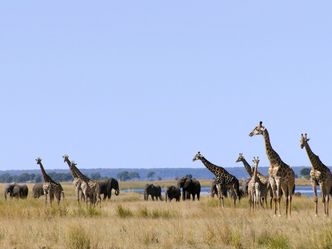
top-left (122, 185), bottom-right (319, 197)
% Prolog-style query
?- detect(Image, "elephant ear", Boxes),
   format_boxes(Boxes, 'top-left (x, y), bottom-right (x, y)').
top-left (183, 177), bottom-right (192, 189)
top-left (177, 178), bottom-right (184, 187)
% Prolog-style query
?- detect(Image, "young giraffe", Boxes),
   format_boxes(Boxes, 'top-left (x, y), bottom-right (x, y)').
top-left (66, 159), bottom-right (101, 207)
top-left (63, 154), bottom-right (84, 202)
top-left (36, 158), bottom-right (64, 205)
top-left (236, 153), bottom-right (271, 208)
top-left (193, 151), bottom-right (241, 207)
top-left (247, 157), bottom-right (261, 211)
top-left (300, 133), bottom-right (332, 216)
top-left (249, 121), bottom-right (295, 216)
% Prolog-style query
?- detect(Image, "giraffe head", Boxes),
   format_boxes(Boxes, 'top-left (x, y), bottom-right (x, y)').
top-left (192, 151), bottom-right (203, 162)
top-left (249, 121), bottom-right (265, 137)
top-left (300, 133), bottom-right (310, 149)
top-left (35, 157), bottom-right (42, 164)
top-left (235, 153), bottom-right (245, 163)
top-left (252, 156), bottom-right (260, 168)
top-left (63, 154), bottom-right (69, 162)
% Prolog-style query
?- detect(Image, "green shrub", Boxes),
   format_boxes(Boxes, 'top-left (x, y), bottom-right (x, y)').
top-left (258, 232), bottom-right (290, 249)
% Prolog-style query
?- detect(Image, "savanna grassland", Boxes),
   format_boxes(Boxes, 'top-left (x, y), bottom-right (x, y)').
top-left (0, 180), bottom-right (331, 249)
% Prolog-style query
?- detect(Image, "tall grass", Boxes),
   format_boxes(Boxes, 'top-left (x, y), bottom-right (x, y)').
top-left (66, 226), bottom-right (91, 249)
top-left (0, 183), bottom-right (329, 249)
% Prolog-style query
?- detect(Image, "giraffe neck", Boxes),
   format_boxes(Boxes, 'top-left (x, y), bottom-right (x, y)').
top-left (38, 162), bottom-right (58, 184)
top-left (241, 158), bottom-right (253, 177)
top-left (263, 129), bottom-right (282, 165)
top-left (200, 157), bottom-right (227, 177)
top-left (71, 163), bottom-right (90, 182)
top-left (304, 142), bottom-right (325, 171)
top-left (64, 158), bottom-right (79, 178)
top-left (253, 164), bottom-right (258, 181)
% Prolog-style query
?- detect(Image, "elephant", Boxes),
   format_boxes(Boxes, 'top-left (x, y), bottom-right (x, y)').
top-left (211, 179), bottom-right (228, 198)
top-left (97, 178), bottom-right (120, 200)
top-left (4, 183), bottom-right (15, 200)
top-left (177, 176), bottom-right (201, 201)
top-left (165, 185), bottom-right (181, 202)
top-left (32, 183), bottom-right (45, 198)
top-left (239, 178), bottom-right (250, 198)
top-left (144, 184), bottom-right (163, 201)
top-left (4, 183), bottom-right (28, 199)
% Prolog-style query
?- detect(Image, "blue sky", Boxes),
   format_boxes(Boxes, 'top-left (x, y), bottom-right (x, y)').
top-left (0, 1), bottom-right (332, 170)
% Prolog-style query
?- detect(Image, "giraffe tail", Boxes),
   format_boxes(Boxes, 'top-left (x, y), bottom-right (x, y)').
top-left (292, 185), bottom-right (295, 195)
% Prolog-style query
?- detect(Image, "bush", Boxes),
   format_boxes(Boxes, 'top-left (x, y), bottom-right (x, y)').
top-left (258, 232), bottom-right (290, 249)
top-left (66, 226), bottom-right (91, 249)
top-left (116, 205), bottom-right (133, 218)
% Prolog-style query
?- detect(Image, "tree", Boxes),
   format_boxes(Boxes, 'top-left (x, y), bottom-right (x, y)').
top-left (117, 171), bottom-right (140, 181)
top-left (117, 171), bottom-right (130, 181)
top-left (90, 172), bottom-right (101, 180)
top-left (128, 171), bottom-right (140, 180)
top-left (0, 173), bottom-right (13, 183)
top-left (147, 171), bottom-right (156, 180)
top-left (300, 167), bottom-right (311, 179)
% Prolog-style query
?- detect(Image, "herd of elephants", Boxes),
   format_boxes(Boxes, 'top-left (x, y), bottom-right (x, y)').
top-left (3, 121), bottom-right (332, 217)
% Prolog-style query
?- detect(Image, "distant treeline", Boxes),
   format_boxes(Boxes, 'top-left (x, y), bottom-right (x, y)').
top-left (0, 170), bottom-right (149, 183)
top-left (0, 167), bottom-right (312, 183)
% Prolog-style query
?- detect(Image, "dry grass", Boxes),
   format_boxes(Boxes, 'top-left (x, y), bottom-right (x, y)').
top-left (0, 182), bottom-right (329, 249)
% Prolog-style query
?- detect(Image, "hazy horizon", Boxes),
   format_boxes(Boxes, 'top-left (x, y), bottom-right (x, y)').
top-left (1, 1), bottom-right (332, 170)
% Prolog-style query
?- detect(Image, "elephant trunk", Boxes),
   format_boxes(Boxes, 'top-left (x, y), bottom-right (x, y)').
top-left (115, 189), bottom-right (120, 196)
top-left (62, 191), bottom-right (65, 199)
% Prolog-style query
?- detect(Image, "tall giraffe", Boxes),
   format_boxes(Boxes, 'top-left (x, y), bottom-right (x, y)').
top-left (64, 157), bottom-right (101, 207)
top-left (249, 121), bottom-right (295, 216)
top-left (63, 154), bottom-right (84, 202)
top-left (193, 151), bottom-right (241, 207)
top-left (36, 158), bottom-right (64, 205)
top-left (236, 153), bottom-right (272, 208)
top-left (247, 157), bottom-right (261, 211)
top-left (300, 133), bottom-right (332, 216)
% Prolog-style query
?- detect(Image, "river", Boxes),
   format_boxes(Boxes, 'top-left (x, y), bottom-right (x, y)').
top-left (122, 185), bottom-right (318, 197)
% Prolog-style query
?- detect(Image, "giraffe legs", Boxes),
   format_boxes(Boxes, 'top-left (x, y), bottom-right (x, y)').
top-left (45, 192), bottom-right (48, 205)
top-left (216, 184), bottom-right (224, 207)
top-left (326, 194), bottom-right (330, 216)
top-left (76, 187), bottom-right (80, 203)
top-left (273, 177), bottom-right (282, 216)
top-left (269, 177), bottom-right (279, 216)
top-left (250, 190), bottom-right (256, 212)
top-left (281, 185), bottom-right (289, 217)
top-left (230, 186), bottom-right (237, 207)
top-left (49, 191), bottom-right (54, 206)
top-left (55, 190), bottom-right (62, 205)
top-left (288, 191), bottom-right (293, 217)
top-left (320, 183), bottom-right (330, 216)
top-left (311, 180), bottom-right (318, 216)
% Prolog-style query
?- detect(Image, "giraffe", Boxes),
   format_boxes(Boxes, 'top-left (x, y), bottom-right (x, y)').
top-left (247, 156), bottom-right (261, 211)
top-left (236, 153), bottom-right (272, 208)
top-left (193, 151), bottom-right (241, 207)
top-left (64, 157), bottom-right (101, 207)
top-left (35, 158), bottom-right (64, 205)
top-left (300, 133), bottom-right (332, 216)
top-left (249, 121), bottom-right (295, 216)
top-left (63, 154), bottom-right (84, 202)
